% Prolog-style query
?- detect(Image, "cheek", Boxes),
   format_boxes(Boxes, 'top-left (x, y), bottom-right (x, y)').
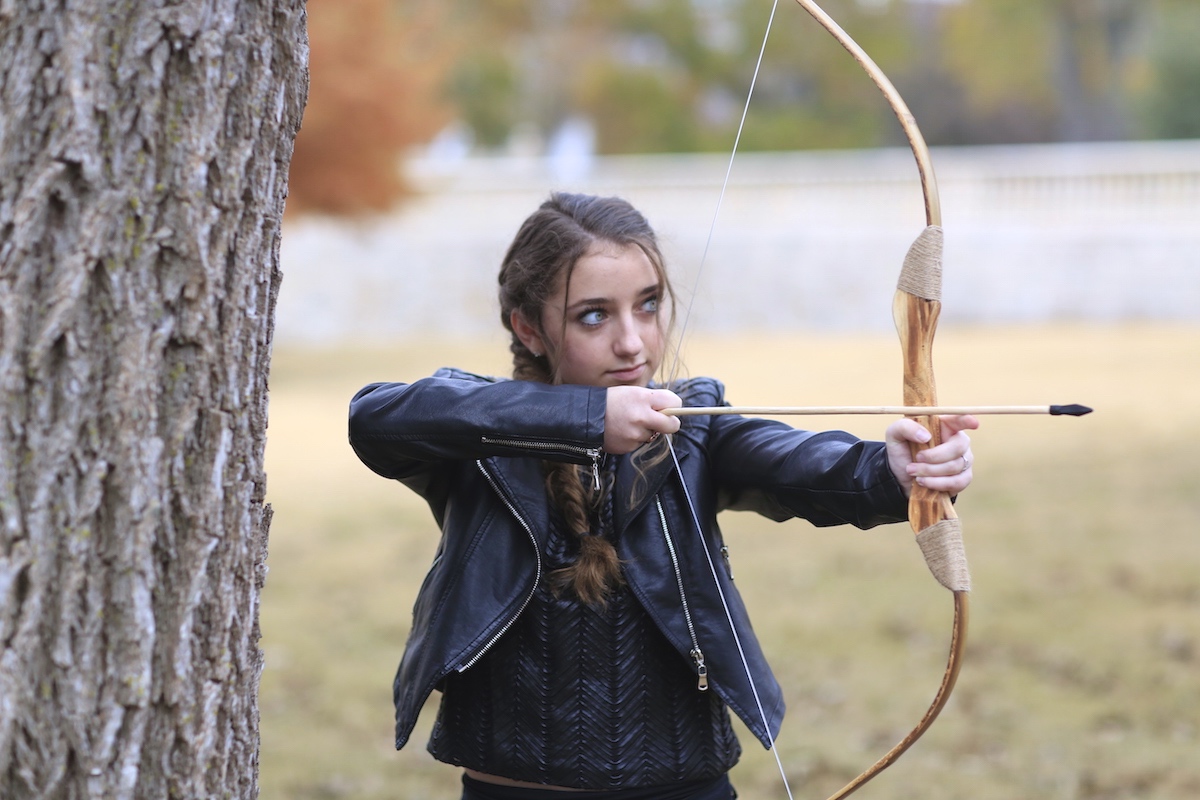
top-left (554, 332), bottom-right (601, 379)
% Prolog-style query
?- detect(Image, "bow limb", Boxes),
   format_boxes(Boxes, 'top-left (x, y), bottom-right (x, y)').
top-left (791, 0), bottom-right (940, 227)
top-left (791, 2), bottom-right (970, 798)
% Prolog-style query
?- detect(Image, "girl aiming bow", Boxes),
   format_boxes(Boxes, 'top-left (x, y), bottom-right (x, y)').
top-left (348, 192), bottom-right (977, 800)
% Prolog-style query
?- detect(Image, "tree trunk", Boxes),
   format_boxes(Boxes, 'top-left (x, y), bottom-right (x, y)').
top-left (0, 2), bottom-right (307, 797)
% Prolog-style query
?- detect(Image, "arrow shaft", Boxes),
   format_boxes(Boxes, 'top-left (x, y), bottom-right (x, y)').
top-left (665, 405), bottom-right (1088, 417)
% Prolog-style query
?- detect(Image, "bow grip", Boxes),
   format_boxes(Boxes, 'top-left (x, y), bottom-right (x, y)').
top-left (894, 226), bottom-right (971, 593)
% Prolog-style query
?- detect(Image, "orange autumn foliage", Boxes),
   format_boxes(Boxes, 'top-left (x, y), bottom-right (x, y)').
top-left (288, 0), bottom-right (451, 216)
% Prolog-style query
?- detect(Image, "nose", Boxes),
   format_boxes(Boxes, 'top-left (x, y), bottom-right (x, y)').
top-left (613, 313), bottom-right (644, 358)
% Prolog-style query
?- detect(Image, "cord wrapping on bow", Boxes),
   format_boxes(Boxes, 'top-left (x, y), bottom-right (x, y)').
top-left (916, 520), bottom-right (971, 593)
top-left (897, 226), bottom-right (945, 301)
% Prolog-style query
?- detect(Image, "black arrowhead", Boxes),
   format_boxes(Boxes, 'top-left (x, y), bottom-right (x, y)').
top-left (1049, 404), bottom-right (1093, 416)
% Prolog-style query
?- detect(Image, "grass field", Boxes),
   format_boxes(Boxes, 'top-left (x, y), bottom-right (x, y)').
top-left (259, 324), bottom-right (1200, 800)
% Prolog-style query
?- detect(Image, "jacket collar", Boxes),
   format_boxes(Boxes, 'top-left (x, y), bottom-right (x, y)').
top-left (613, 444), bottom-right (688, 538)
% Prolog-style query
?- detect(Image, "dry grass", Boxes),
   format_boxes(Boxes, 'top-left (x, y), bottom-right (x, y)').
top-left (259, 324), bottom-right (1200, 800)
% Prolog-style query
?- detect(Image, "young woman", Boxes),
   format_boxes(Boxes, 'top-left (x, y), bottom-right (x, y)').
top-left (348, 193), bottom-right (977, 800)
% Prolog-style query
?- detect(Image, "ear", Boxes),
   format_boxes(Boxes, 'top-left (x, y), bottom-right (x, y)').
top-left (510, 309), bottom-right (547, 358)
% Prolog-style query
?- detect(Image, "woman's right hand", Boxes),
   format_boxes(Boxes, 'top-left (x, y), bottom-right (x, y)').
top-left (603, 387), bottom-right (682, 454)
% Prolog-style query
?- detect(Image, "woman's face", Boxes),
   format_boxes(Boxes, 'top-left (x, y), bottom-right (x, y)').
top-left (525, 242), bottom-right (667, 388)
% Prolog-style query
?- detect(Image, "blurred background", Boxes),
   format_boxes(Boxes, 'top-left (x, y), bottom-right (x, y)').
top-left (278, 0), bottom-right (1199, 343)
top-left (287, 0), bottom-right (1200, 215)
top-left (262, 1), bottom-right (1199, 798)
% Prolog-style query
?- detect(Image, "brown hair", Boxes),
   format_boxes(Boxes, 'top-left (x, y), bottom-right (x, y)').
top-left (498, 193), bottom-right (677, 605)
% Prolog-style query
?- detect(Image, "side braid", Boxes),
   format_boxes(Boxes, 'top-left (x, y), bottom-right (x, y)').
top-left (498, 192), bottom-right (677, 606)
top-left (543, 462), bottom-right (623, 607)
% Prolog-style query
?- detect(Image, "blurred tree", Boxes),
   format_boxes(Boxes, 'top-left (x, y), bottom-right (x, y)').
top-left (743, 0), bottom-right (917, 149)
top-left (288, 0), bottom-right (451, 215)
top-left (443, 0), bottom-right (569, 152)
top-left (439, 0), bottom-right (923, 154)
top-left (578, 0), bottom-right (713, 153)
top-left (1140, 3), bottom-right (1200, 138)
top-left (933, 1), bottom-right (1062, 144)
top-left (1049, 0), bottom-right (1140, 141)
top-left (298, 0), bottom-right (1197, 177)
top-left (450, 52), bottom-right (520, 149)
top-left (894, 0), bottom-right (1149, 145)
top-left (579, 63), bottom-right (700, 153)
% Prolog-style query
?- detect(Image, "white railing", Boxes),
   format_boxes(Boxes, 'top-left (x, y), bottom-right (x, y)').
top-left (278, 139), bottom-right (1200, 343)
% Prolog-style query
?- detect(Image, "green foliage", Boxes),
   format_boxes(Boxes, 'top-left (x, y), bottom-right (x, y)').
top-left (450, 53), bottom-right (519, 148)
top-left (290, 0), bottom-right (1200, 214)
top-left (738, 104), bottom-right (881, 151)
top-left (579, 64), bottom-right (699, 153)
top-left (429, 0), bottom-right (1197, 156)
top-left (1140, 6), bottom-right (1200, 138)
top-left (932, 1), bottom-right (1061, 143)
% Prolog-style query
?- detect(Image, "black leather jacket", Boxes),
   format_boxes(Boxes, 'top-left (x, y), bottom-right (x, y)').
top-left (348, 368), bottom-right (909, 751)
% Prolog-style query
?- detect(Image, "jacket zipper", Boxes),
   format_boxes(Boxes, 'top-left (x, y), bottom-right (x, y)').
top-left (656, 497), bottom-right (709, 692)
top-left (480, 436), bottom-right (603, 490)
top-left (456, 460), bottom-right (543, 672)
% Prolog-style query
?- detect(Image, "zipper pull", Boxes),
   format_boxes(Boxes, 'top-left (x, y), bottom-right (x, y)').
top-left (720, 545), bottom-right (734, 580)
top-left (691, 648), bottom-right (709, 691)
top-left (588, 448), bottom-right (602, 491)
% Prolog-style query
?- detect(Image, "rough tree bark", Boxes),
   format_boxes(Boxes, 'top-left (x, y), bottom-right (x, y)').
top-left (0, 2), bottom-right (307, 798)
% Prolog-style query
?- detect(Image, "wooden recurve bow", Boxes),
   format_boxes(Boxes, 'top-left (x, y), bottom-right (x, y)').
top-left (790, 2), bottom-right (970, 797)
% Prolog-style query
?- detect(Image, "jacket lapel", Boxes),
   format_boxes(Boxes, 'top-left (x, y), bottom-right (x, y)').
top-left (614, 446), bottom-right (688, 539)
top-left (480, 455), bottom-right (553, 552)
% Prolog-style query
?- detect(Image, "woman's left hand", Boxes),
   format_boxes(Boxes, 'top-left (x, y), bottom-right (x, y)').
top-left (885, 414), bottom-right (980, 498)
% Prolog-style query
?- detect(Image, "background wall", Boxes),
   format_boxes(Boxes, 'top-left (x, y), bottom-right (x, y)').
top-left (278, 138), bottom-right (1200, 345)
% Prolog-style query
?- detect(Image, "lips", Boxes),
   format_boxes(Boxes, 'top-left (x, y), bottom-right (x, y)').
top-left (607, 363), bottom-right (647, 384)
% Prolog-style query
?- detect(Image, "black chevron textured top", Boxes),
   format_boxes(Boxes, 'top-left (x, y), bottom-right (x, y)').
top-left (427, 464), bottom-right (742, 790)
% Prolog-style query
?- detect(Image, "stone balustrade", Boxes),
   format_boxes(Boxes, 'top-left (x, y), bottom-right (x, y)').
top-left (278, 139), bottom-right (1200, 344)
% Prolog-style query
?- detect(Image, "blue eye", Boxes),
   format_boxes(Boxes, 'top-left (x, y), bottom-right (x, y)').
top-left (579, 308), bottom-right (605, 326)
top-left (641, 296), bottom-right (659, 313)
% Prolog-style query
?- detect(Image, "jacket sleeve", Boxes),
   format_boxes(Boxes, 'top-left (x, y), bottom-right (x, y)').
top-left (348, 369), bottom-right (608, 484)
top-left (686, 379), bottom-right (908, 530)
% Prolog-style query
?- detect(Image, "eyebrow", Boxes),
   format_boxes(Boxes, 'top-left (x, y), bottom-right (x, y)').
top-left (565, 283), bottom-right (660, 312)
